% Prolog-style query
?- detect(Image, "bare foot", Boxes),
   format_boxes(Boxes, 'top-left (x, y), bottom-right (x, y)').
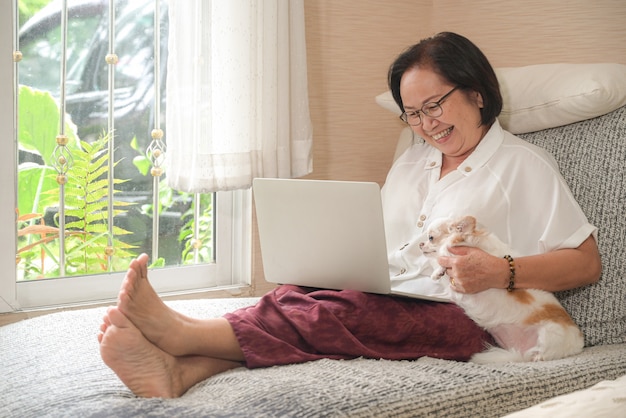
top-left (117, 253), bottom-right (189, 355)
top-left (99, 307), bottom-right (183, 398)
top-left (116, 254), bottom-right (246, 363)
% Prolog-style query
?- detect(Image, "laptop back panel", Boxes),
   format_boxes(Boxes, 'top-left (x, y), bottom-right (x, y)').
top-left (253, 178), bottom-right (391, 294)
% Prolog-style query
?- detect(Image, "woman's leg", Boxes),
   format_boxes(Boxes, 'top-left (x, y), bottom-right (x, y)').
top-left (224, 286), bottom-right (495, 367)
top-left (115, 254), bottom-right (244, 361)
top-left (99, 307), bottom-right (240, 398)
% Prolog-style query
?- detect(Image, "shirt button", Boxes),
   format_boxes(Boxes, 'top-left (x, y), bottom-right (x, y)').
top-left (429, 161), bottom-right (436, 167)
top-left (464, 166), bottom-right (472, 172)
top-left (419, 214), bottom-right (427, 221)
top-left (417, 221), bottom-right (424, 228)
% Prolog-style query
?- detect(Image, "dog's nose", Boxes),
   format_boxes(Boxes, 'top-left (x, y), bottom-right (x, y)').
top-left (419, 242), bottom-right (424, 248)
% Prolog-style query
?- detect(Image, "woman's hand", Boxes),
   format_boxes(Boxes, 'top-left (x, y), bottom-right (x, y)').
top-left (437, 235), bottom-right (601, 294)
top-left (437, 246), bottom-right (508, 293)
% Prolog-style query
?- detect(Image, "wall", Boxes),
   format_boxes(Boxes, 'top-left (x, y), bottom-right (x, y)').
top-left (430, 0), bottom-right (626, 68)
top-left (250, 0), bottom-right (626, 293)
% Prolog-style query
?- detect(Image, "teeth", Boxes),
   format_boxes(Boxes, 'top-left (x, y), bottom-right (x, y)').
top-left (432, 127), bottom-right (453, 141)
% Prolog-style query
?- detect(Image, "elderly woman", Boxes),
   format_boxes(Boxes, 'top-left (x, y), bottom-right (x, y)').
top-left (98, 32), bottom-right (601, 398)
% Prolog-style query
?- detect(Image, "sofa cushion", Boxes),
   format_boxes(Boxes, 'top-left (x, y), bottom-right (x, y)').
top-left (518, 105), bottom-right (626, 346)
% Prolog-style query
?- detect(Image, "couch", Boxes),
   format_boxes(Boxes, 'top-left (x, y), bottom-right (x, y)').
top-left (1, 64), bottom-right (626, 417)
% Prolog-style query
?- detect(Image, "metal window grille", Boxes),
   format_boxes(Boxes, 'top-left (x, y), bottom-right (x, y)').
top-left (14, 0), bottom-right (214, 280)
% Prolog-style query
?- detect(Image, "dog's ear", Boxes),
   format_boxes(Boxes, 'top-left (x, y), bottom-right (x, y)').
top-left (453, 215), bottom-right (477, 233)
top-left (449, 220), bottom-right (463, 233)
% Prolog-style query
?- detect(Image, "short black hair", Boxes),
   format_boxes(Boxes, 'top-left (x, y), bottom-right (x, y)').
top-left (388, 32), bottom-right (502, 127)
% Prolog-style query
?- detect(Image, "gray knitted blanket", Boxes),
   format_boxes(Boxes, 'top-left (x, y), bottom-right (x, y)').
top-left (1, 298), bottom-right (625, 418)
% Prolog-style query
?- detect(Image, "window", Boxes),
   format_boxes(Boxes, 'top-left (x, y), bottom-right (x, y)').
top-left (0, 0), bottom-right (251, 312)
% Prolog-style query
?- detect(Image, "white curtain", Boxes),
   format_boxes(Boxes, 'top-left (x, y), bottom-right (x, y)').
top-left (165, 0), bottom-right (313, 193)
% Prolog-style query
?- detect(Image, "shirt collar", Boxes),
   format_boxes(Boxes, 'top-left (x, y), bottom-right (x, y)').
top-left (423, 120), bottom-right (505, 175)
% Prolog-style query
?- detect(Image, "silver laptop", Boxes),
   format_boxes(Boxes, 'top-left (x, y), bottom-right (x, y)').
top-left (252, 178), bottom-right (447, 301)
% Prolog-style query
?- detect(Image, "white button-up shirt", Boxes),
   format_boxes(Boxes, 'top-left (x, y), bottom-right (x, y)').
top-left (382, 120), bottom-right (597, 300)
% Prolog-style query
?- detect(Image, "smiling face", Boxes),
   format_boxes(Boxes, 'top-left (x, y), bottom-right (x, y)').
top-left (399, 66), bottom-right (489, 169)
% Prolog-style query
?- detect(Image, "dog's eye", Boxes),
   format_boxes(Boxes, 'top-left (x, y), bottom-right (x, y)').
top-left (428, 235), bottom-right (434, 242)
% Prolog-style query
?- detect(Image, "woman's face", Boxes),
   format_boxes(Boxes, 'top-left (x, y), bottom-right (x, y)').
top-left (399, 66), bottom-right (488, 160)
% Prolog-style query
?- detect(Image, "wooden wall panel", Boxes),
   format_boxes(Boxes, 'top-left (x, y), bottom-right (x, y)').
top-left (430, 0), bottom-right (626, 67)
top-left (303, 0), bottom-right (426, 184)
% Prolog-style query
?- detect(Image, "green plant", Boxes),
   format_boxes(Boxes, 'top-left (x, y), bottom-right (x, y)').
top-left (17, 212), bottom-right (63, 278)
top-left (16, 85), bottom-right (136, 278)
top-left (18, 0), bottom-right (49, 27)
top-left (17, 85), bottom-right (76, 278)
top-left (58, 135), bottom-right (136, 274)
top-left (179, 193), bottom-right (214, 264)
top-left (17, 85), bottom-right (79, 215)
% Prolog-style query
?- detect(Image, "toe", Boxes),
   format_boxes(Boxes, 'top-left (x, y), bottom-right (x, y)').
top-left (107, 307), bottom-right (132, 329)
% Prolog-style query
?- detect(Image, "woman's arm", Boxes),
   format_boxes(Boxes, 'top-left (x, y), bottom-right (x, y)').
top-left (439, 235), bottom-right (601, 294)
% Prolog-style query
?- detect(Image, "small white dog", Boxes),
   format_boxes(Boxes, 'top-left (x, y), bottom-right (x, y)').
top-left (420, 215), bottom-right (584, 364)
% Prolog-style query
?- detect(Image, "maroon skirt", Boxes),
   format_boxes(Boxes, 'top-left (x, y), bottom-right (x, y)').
top-left (223, 285), bottom-right (494, 368)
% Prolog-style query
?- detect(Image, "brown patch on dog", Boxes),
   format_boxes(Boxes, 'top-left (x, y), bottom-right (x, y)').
top-left (508, 289), bottom-right (535, 304)
top-left (524, 303), bottom-right (577, 327)
top-left (449, 233), bottom-right (466, 246)
top-left (454, 216), bottom-right (476, 233)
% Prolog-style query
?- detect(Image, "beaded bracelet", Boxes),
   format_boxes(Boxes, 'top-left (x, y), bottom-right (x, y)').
top-left (503, 254), bottom-right (516, 292)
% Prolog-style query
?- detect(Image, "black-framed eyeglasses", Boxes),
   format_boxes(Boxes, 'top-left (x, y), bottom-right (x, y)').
top-left (399, 86), bottom-right (460, 126)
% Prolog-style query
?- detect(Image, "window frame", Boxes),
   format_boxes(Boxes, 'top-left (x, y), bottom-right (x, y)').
top-left (0, 2), bottom-right (251, 313)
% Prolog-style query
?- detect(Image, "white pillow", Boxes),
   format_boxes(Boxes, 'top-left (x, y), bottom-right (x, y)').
top-left (376, 63), bottom-right (626, 134)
